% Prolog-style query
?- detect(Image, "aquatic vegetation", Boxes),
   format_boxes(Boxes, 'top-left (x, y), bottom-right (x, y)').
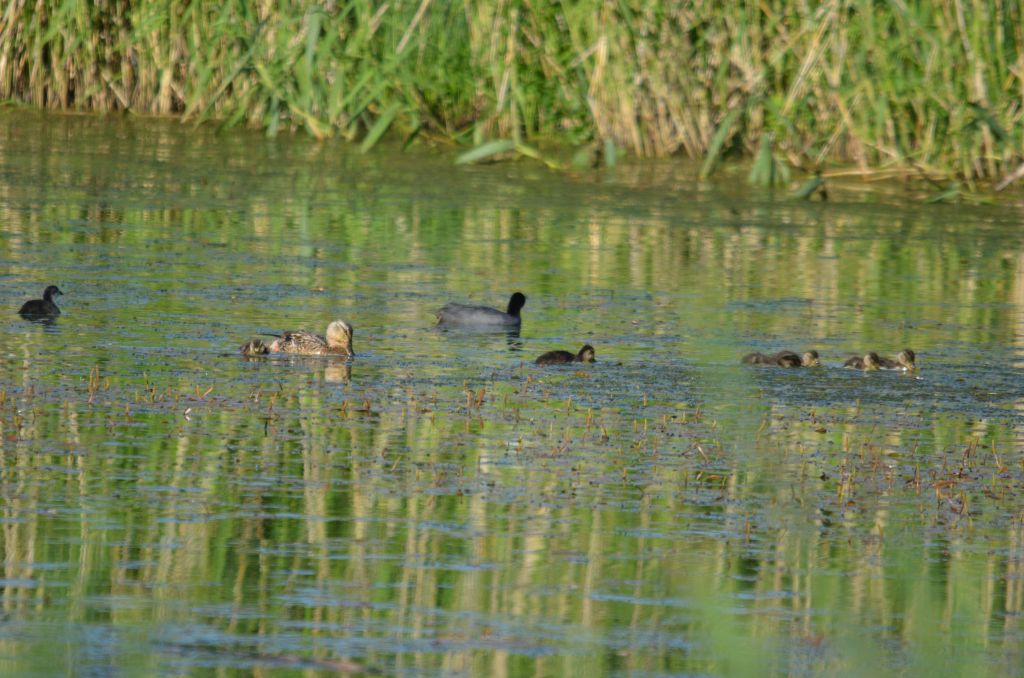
top-left (1, 114), bottom-right (1024, 675)
top-left (1, 1), bottom-right (1022, 183)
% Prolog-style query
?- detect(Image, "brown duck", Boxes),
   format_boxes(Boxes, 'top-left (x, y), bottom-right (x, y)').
top-left (536, 344), bottom-right (596, 365)
top-left (879, 348), bottom-right (916, 371)
top-left (742, 350), bottom-right (820, 367)
top-left (269, 320), bottom-right (354, 356)
top-left (240, 320), bottom-right (354, 358)
top-left (843, 352), bottom-right (882, 370)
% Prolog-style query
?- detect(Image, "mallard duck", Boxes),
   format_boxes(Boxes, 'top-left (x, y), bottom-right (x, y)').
top-left (843, 352), bottom-right (882, 370)
top-left (240, 339), bottom-right (270, 357)
top-left (436, 292), bottom-right (526, 328)
top-left (741, 349), bottom-right (819, 367)
top-left (19, 285), bottom-right (63, 317)
top-left (879, 348), bottom-right (916, 371)
top-left (536, 344), bottom-right (596, 365)
top-left (268, 319), bottom-right (354, 357)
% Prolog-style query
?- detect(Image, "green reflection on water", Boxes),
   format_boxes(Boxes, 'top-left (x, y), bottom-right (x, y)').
top-left (1, 111), bottom-right (1023, 676)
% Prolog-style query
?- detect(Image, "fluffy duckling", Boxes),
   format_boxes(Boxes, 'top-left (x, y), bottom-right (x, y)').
top-left (269, 320), bottom-right (354, 357)
top-left (437, 292), bottom-right (526, 328)
top-left (240, 339), bottom-right (270, 357)
top-left (19, 285), bottom-right (63, 317)
top-left (536, 344), bottom-right (596, 365)
top-left (880, 348), bottom-right (916, 371)
top-left (742, 350), bottom-right (819, 367)
top-left (798, 350), bottom-right (821, 367)
top-left (844, 352), bottom-right (882, 370)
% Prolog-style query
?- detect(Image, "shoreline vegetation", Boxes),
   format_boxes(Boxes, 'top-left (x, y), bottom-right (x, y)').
top-left (1, 1), bottom-right (1022, 190)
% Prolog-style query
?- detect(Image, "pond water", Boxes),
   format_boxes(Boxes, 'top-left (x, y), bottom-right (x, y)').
top-left (1, 111), bottom-right (1023, 676)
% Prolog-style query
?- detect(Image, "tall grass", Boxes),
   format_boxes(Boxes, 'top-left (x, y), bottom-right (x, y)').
top-left (0, 0), bottom-right (1021, 181)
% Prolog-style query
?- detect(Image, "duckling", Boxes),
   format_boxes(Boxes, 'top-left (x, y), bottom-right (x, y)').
top-left (19, 285), bottom-right (63, 317)
top-left (269, 319), bottom-right (354, 357)
top-left (741, 352), bottom-right (774, 365)
top-left (437, 292), bottom-right (526, 328)
top-left (879, 348), bottom-right (916, 371)
top-left (799, 350), bottom-right (821, 367)
top-left (536, 344), bottom-right (596, 365)
top-left (843, 352), bottom-right (882, 370)
top-left (742, 349), bottom-right (819, 367)
top-left (240, 339), bottom-right (270, 357)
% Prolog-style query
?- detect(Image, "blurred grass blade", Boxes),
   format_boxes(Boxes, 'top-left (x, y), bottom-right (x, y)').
top-left (967, 102), bottom-right (1007, 142)
top-left (700, 108), bottom-right (742, 180)
top-left (923, 183), bottom-right (961, 204)
top-left (514, 142), bottom-right (565, 170)
top-left (792, 174), bottom-right (824, 200)
top-left (603, 139), bottom-right (617, 168)
top-left (360, 103), bottom-right (403, 153)
top-left (748, 136), bottom-right (773, 187)
top-left (455, 139), bottom-right (516, 165)
top-left (402, 123), bottom-right (422, 152)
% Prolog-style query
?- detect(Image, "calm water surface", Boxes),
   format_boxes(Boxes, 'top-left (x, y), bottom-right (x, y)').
top-left (1, 112), bottom-right (1023, 676)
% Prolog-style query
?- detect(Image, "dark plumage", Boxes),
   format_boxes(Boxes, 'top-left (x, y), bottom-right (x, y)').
top-left (742, 350), bottom-right (819, 367)
top-left (844, 352), bottom-right (882, 370)
top-left (269, 319), bottom-right (354, 356)
top-left (19, 285), bottom-right (63, 317)
top-left (879, 348), bottom-right (916, 371)
top-left (536, 344), bottom-right (596, 365)
top-left (436, 292), bottom-right (526, 328)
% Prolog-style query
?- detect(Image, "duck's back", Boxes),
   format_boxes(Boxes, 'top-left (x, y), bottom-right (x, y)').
top-left (437, 303), bottom-right (520, 327)
top-left (536, 350), bottom-right (576, 365)
top-left (276, 330), bottom-right (330, 355)
top-left (741, 352), bottom-right (771, 364)
top-left (18, 299), bottom-right (59, 317)
top-left (771, 351), bottom-right (802, 367)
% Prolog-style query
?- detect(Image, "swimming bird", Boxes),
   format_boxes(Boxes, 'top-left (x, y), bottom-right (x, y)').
top-left (240, 339), bottom-right (270, 357)
top-left (742, 350), bottom-right (819, 367)
top-left (19, 285), bottom-right (63, 317)
top-left (536, 344), bottom-right (596, 365)
top-left (436, 292), bottom-right (526, 328)
top-left (268, 319), bottom-right (354, 356)
top-left (879, 348), bottom-right (916, 371)
top-left (843, 352), bottom-right (882, 370)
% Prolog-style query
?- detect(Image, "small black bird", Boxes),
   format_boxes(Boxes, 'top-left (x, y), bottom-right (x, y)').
top-left (19, 285), bottom-right (63, 318)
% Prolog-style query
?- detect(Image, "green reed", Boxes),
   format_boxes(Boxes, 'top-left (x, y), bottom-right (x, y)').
top-left (0, 0), bottom-right (1021, 182)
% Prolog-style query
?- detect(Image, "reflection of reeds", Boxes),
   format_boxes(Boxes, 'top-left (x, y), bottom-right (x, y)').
top-left (0, 364), bottom-right (1022, 673)
top-left (1, 2), bottom-right (1021, 177)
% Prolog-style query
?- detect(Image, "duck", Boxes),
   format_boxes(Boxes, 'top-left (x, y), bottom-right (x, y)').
top-left (436, 292), bottom-right (526, 328)
top-left (536, 344), bottom-right (596, 365)
top-left (879, 348), bottom-right (916, 371)
top-left (741, 350), bottom-right (819, 367)
top-left (240, 339), bottom-right (270, 357)
top-left (268, 319), bottom-right (354, 357)
top-left (843, 352), bottom-right (882, 370)
top-left (19, 285), bottom-right (63, 317)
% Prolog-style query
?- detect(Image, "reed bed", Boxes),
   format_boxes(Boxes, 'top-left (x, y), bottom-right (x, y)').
top-left (1, 0), bottom-right (1021, 181)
